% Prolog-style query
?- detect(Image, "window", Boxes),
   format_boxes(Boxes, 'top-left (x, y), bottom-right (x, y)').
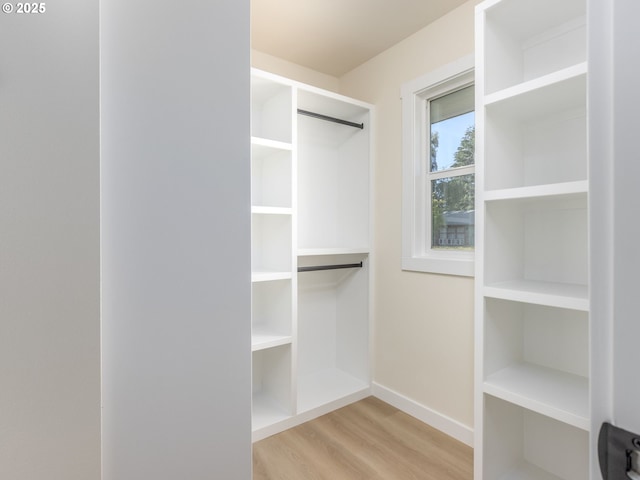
top-left (401, 55), bottom-right (475, 276)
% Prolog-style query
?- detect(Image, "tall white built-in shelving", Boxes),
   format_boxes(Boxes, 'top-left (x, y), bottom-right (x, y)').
top-left (250, 69), bottom-right (372, 441)
top-left (475, 0), bottom-right (590, 478)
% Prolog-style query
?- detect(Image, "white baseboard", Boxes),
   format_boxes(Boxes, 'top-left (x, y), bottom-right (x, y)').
top-left (372, 382), bottom-right (474, 447)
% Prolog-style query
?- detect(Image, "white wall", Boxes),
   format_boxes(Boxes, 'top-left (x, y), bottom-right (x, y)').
top-left (339, 0), bottom-right (479, 433)
top-left (252, 50), bottom-right (340, 92)
top-left (0, 1), bottom-right (101, 478)
top-left (101, 1), bottom-right (252, 478)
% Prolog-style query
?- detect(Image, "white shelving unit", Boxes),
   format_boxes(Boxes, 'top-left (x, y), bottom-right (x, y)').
top-left (250, 69), bottom-right (372, 441)
top-left (250, 72), bottom-right (296, 436)
top-left (475, 0), bottom-right (589, 478)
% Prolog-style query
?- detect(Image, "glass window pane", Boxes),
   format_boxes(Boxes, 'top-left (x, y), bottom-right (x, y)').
top-left (431, 174), bottom-right (475, 250)
top-left (430, 85), bottom-right (475, 172)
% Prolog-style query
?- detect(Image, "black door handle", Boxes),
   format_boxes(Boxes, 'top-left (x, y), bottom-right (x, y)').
top-left (599, 422), bottom-right (640, 479)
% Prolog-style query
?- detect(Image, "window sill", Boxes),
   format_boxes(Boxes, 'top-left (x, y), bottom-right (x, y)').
top-left (402, 255), bottom-right (474, 277)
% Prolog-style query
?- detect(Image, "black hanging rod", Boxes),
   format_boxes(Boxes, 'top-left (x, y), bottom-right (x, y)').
top-left (298, 262), bottom-right (363, 273)
top-left (297, 109), bottom-right (364, 130)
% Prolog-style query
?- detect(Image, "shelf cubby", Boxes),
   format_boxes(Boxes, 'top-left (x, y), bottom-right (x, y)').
top-left (251, 211), bottom-right (292, 275)
top-left (296, 254), bottom-right (369, 413)
top-left (252, 345), bottom-right (294, 431)
top-left (251, 138), bottom-right (293, 209)
top-left (484, 298), bottom-right (588, 429)
top-left (484, 195), bottom-right (587, 290)
top-left (252, 279), bottom-right (293, 352)
top-left (297, 91), bottom-right (370, 252)
top-left (251, 75), bottom-right (293, 144)
top-left (484, 69), bottom-right (587, 191)
top-left (483, 280), bottom-right (588, 312)
top-left (483, 395), bottom-right (589, 480)
top-left (482, 0), bottom-right (586, 95)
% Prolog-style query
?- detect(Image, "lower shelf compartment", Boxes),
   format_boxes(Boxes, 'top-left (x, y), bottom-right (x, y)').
top-left (484, 362), bottom-right (588, 430)
top-left (497, 461), bottom-right (565, 480)
top-left (297, 368), bottom-right (369, 414)
top-left (483, 395), bottom-right (588, 480)
top-left (252, 345), bottom-right (292, 433)
top-left (252, 391), bottom-right (292, 432)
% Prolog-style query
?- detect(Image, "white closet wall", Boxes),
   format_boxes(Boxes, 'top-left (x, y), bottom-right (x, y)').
top-left (251, 69), bottom-right (372, 441)
top-left (101, 2), bottom-right (252, 478)
top-left (0, 2), bottom-right (100, 478)
top-left (475, 0), bottom-right (590, 478)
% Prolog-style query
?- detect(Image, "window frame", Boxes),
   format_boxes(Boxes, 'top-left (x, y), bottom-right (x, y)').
top-left (401, 55), bottom-right (475, 277)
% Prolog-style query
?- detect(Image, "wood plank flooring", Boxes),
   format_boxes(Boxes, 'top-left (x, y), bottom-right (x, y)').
top-left (253, 396), bottom-right (473, 480)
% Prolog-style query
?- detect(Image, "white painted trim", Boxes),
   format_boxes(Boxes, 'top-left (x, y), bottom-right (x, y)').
top-left (401, 55), bottom-right (476, 277)
top-left (372, 382), bottom-right (474, 447)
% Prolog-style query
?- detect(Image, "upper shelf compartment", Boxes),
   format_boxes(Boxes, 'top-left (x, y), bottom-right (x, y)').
top-left (297, 89), bottom-right (371, 252)
top-left (251, 73), bottom-right (293, 144)
top-left (481, 0), bottom-right (586, 95)
top-left (297, 90), bottom-right (369, 131)
top-left (484, 69), bottom-right (586, 192)
top-left (251, 138), bottom-right (293, 209)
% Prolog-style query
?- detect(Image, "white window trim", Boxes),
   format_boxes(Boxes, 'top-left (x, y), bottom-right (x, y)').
top-left (401, 54), bottom-right (475, 277)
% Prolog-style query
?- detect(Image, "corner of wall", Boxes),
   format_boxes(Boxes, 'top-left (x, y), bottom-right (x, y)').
top-left (251, 49), bottom-right (340, 92)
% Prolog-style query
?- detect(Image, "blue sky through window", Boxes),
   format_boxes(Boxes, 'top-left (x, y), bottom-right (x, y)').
top-left (430, 111), bottom-right (475, 171)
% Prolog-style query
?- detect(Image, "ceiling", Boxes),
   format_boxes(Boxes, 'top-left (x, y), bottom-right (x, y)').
top-left (251, 0), bottom-right (469, 77)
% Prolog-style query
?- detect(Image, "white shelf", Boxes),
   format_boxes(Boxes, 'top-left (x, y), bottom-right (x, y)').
top-left (252, 391), bottom-right (292, 431)
top-left (298, 247), bottom-right (369, 257)
top-left (252, 328), bottom-right (292, 352)
top-left (485, 67), bottom-right (586, 123)
top-left (498, 462), bottom-right (565, 480)
top-left (297, 368), bottom-right (369, 414)
top-left (485, 63), bottom-right (587, 107)
top-left (251, 136), bottom-right (293, 152)
top-left (484, 181), bottom-right (587, 203)
top-left (297, 88), bottom-right (370, 124)
top-left (484, 362), bottom-right (589, 430)
top-left (251, 206), bottom-right (293, 215)
top-left (251, 271), bottom-right (292, 283)
top-left (484, 280), bottom-right (588, 311)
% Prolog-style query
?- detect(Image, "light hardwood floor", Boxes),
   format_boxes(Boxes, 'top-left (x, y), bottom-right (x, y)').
top-left (253, 396), bottom-right (473, 480)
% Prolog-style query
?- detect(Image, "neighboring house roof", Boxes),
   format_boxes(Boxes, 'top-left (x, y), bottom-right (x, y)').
top-left (442, 210), bottom-right (475, 227)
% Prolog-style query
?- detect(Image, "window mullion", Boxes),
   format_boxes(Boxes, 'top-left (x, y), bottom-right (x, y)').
top-left (429, 165), bottom-right (475, 181)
